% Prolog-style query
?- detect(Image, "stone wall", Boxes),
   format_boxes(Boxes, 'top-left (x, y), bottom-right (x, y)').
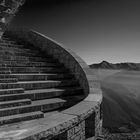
top-left (38, 101), bottom-right (102, 140)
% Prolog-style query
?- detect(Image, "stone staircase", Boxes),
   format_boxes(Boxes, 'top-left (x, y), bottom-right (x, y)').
top-left (0, 36), bottom-right (84, 126)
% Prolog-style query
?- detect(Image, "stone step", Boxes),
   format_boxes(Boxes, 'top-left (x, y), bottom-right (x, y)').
top-left (0, 50), bottom-right (39, 57)
top-left (0, 48), bottom-right (37, 55)
top-left (0, 61), bottom-right (62, 67)
top-left (0, 71), bottom-right (11, 74)
top-left (6, 73), bottom-right (73, 81)
top-left (0, 67), bottom-right (10, 71)
top-left (0, 46), bottom-right (31, 53)
top-left (0, 111), bottom-right (44, 126)
top-left (0, 87), bottom-right (82, 101)
top-left (0, 74), bottom-right (15, 79)
top-left (0, 55), bottom-right (54, 62)
top-left (0, 43), bottom-right (23, 48)
top-left (0, 40), bottom-right (16, 45)
top-left (0, 99), bottom-right (31, 109)
top-left (0, 78), bottom-right (18, 83)
top-left (0, 80), bottom-right (79, 90)
top-left (0, 73), bottom-right (73, 80)
top-left (0, 98), bottom-right (65, 117)
top-left (0, 67), bottom-right (68, 73)
top-left (0, 88), bottom-right (24, 95)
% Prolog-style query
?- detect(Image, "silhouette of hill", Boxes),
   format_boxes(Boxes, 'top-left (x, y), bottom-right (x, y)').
top-left (90, 61), bottom-right (140, 70)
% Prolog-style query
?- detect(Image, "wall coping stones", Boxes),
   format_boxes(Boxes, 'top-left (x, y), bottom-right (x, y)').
top-left (1, 28), bottom-right (103, 140)
top-left (62, 101), bottom-right (99, 121)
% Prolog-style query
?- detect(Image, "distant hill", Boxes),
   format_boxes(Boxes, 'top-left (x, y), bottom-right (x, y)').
top-left (92, 69), bottom-right (140, 133)
top-left (89, 61), bottom-right (140, 70)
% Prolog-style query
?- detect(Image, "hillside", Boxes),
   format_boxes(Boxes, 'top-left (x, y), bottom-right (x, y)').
top-left (91, 69), bottom-right (140, 133)
top-left (90, 61), bottom-right (140, 70)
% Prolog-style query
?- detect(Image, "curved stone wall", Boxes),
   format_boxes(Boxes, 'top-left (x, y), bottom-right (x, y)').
top-left (4, 28), bottom-right (103, 140)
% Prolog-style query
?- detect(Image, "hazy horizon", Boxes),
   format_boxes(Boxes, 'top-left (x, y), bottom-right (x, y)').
top-left (10, 0), bottom-right (140, 65)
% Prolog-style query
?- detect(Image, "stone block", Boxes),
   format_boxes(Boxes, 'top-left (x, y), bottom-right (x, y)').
top-left (85, 112), bottom-right (95, 139)
top-left (62, 101), bottom-right (98, 121)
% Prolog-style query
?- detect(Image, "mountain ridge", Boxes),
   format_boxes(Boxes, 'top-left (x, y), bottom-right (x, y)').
top-left (89, 61), bottom-right (140, 70)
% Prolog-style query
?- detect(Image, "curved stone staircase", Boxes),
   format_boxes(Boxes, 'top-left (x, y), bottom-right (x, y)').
top-left (0, 29), bottom-right (103, 140)
top-left (0, 36), bottom-right (84, 126)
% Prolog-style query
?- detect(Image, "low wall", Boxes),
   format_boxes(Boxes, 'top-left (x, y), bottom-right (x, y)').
top-left (4, 28), bottom-right (103, 140)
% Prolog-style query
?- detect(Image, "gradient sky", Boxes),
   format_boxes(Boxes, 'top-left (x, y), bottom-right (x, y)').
top-left (10, 0), bottom-right (140, 64)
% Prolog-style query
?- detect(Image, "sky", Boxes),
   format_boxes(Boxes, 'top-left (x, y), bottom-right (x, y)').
top-left (10, 0), bottom-right (140, 64)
